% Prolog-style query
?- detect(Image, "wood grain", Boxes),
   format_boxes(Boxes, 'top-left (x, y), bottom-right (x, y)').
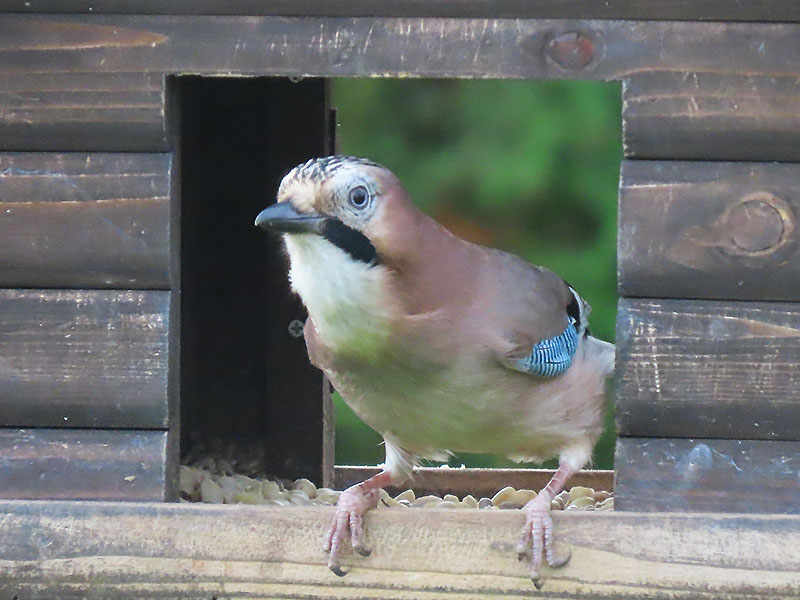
top-left (615, 438), bottom-right (800, 513)
top-left (2, 18), bottom-right (800, 84)
top-left (0, 501), bottom-right (799, 598)
top-left (0, 70), bottom-right (167, 152)
top-left (1, 0), bottom-right (799, 21)
top-left (0, 430), bottom-right (168, 500)
top-left (0, 152), bottom-right (171, 288)
top-left (0, 289), bottom-right (170, 429)
top-left (618, 161), bottom-right (800, 301)
top-left (3, 16), bottom-right (800, 150)
top-left (623, 72), bottom-right (800, 161)
top-left (616, 298), bottom-right (800, 440)
top-left (335, 466), bottom-right (614, 497)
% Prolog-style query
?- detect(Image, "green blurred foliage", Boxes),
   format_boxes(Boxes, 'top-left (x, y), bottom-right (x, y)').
top-left (332, 78), bottom-right (621, 470)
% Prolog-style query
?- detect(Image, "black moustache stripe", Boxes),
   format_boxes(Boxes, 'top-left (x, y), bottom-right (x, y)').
top-left (320, 219), bottom-right (380, 265)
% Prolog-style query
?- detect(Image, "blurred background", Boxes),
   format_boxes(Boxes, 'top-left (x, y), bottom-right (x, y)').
top-left (332, 78), bottom-right (621, 469)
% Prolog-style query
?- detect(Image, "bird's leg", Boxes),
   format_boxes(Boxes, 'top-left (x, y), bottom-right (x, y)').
top-left (323, 469), bottom-right (397, 576)
top-left (516, 460), bottom-right (577, 589)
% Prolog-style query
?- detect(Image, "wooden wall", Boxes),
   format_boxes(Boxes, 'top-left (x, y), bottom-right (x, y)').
top-left (0, 9), bottom-right (799, 511)
top-left (0, 149), bottom-right (177, 500)
top-left (615, 103), bottom-right (800, 512)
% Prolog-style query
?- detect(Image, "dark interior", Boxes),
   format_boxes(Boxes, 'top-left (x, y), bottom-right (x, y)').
top-left (174, 76), bottom-right (331, 482)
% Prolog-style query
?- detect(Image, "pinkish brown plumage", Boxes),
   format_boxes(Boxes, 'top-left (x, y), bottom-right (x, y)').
top-left (255, 156), bottom-right (614, 587)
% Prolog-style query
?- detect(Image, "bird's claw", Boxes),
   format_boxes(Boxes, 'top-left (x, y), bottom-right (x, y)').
top-left (323, 484), bottom-right (381, 576)
top-left (329, 565), bottom-right (348, 577)
top-left (517, 498), bottom-right (571, 589)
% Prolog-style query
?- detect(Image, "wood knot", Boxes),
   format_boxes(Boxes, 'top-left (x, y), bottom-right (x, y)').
top-left (722, 192), bottom-right (794, 256)
top-left (545, 32), bottom-right (595, 70)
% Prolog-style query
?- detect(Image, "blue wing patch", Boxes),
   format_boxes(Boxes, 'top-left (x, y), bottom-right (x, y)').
top-left (513, 319), bottom-right (579, 378)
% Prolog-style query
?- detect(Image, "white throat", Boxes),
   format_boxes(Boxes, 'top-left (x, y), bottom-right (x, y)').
top-left (283, 233), bottom-right (394, 356)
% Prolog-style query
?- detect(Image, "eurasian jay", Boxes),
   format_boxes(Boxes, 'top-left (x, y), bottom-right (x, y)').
top-left (255, 156), bottom-right (614, 587)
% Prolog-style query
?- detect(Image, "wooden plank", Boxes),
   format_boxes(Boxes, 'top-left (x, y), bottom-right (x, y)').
top-left (616, 298), bottom-right (800, 440)
top-left (0, 71), bottom-right (167, 152)
top-left (623, 72), bottom-right (800, 161)
top-left (0, 430), bottom-right (168, 501)
top-left (1, 0), bottom-right (799, 21)
top-left (0, 289), bottom-right (170, 429)
top-left (618, 161), bottom-right (800, 301)
top-left (4, 17), bottom-right (800, 150)
top-left (335, 466), bottom-right (614, 497)
top-left (0, 152), bottom-right (171, 288)
top-left (615, 438), bottom-right (800, 514)
top-left (1, 16), bottom-right (800, 82)
top-left (0, 501), bottom-right (799, 598)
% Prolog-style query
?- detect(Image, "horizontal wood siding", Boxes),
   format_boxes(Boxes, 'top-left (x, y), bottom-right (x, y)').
top-left (0, 152), bottom-right (171, 288)
top-left (0, 430), bottom-right (168, 500)
top-left (1, 0), bottom-right (799, 21)
top-left (615, 438), bottom-right (800, 513)
top-left (1, 17), bottom-right (800, 153)
top-left (622, 72), bottom-right (800, 161)
top-left (616, 298), bottom-right (800, 440)
top-left (618, 161), bottom-right (800, 301)
top-left (0, 501), bottom-right (799, 598)
top-left (0, 289), bottom-right (170, 428)
top-left (0, 71), bottom-right (167, 152)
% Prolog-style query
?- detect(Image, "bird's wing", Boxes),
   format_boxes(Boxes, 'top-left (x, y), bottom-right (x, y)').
top-left (483, 249), bottom-right (583, 378)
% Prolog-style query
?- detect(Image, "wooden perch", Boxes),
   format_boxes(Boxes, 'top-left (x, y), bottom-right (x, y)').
top-left (0, 500), bottom-right (798, 598)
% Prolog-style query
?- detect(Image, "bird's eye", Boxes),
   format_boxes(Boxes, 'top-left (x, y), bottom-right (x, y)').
top-left (348, 185), bottom-right (370, 209)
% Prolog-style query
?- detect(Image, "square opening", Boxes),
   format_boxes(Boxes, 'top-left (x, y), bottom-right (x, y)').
top-left (173, 76), bottom-right (620, 500)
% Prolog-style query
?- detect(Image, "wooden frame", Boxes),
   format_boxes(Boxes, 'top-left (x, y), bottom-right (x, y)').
top-left (1, 500), bottom-right (799, 599)
top-left (1, 3), bottom-right (799, 597)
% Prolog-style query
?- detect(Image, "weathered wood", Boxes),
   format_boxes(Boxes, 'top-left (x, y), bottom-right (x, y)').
top-left (615, 438), bottom-right (800, 514)
top-left (335, 466), bottom-right (614, 497)
top-left (3, 16), bottom-right (800, 149)
top-left (618, 161), bottom-right (800, 301)
top-left (616, 298), bottom-right (800, 440)
top-left (0, 430), bottom-right (168, 500)
top-left (0, 71), bottom-right (167, 152)
top-left (0, 501), bottom-right (799, 598)
top-left (0, 289), bottom-right (170, 429)
top-left (0, 152), bottom-right (171, 288)
top-left (1, 0), bottom-right (800, 21)
top-left (623, 72), bottom-right (800, 161)
top-left (177, 76), bottom-right (330, 484)
top-left (0, 16), bottom-right (796, 152)
top-left (3, 17), bottom-right (800, 82)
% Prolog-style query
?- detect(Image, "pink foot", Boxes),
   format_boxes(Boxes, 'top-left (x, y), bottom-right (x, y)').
top-left (323, 483), bottom-right (382, 576)
top-left (514, 459), bottom-right (578, 588)
top-left (516, 496), bottom-right (571, 588)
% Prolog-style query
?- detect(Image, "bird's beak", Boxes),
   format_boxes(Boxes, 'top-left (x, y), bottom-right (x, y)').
top-left (254, 201), bottom-right (327, 235)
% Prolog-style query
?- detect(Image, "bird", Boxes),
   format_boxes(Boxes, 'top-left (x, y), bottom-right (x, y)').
top-left (255, 156), bottom-right (614, 587)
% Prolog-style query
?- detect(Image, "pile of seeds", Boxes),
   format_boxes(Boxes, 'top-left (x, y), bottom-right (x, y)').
top-left (181, 443), bottom-right (612, 511)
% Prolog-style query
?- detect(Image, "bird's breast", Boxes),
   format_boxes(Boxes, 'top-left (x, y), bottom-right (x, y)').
top-left (284, 233), bottom-right (398, 359)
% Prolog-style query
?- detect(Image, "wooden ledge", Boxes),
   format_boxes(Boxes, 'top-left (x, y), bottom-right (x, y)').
top-left (334, 466), bottom-right (614, 497)
top-left (0, 500), bottom-right (798, 598)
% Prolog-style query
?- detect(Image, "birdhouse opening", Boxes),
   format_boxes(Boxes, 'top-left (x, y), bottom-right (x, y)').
top-left (172, 76), bottom-right (333, 487)
top-left (171, 75), bottom-right (620, 503)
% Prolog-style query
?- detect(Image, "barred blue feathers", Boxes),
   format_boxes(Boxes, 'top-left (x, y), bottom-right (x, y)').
top-left (514, 318), bottom-right (579, 378)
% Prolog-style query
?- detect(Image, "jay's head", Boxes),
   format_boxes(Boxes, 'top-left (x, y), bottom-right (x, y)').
top-left (255, 156), bottom-right (417, 266)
